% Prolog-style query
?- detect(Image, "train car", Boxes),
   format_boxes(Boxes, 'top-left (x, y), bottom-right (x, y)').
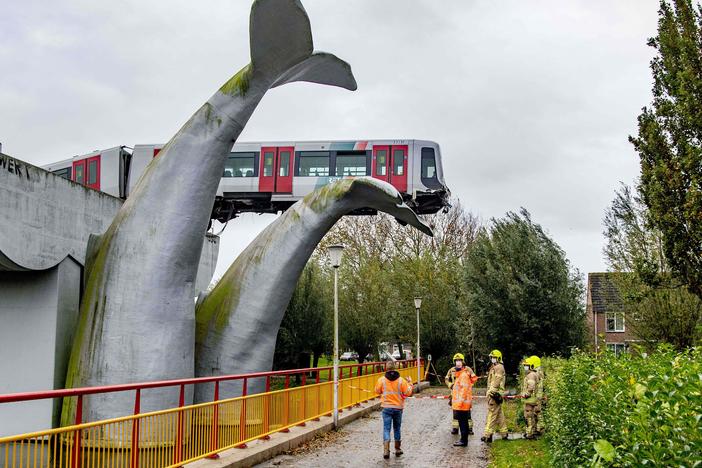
top-left (44, 139), bottom-right (449, 221)
top-left (43, 146), bottom-right (131, 198)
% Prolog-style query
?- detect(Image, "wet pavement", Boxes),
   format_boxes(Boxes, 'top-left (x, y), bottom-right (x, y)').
top-left (256, 393), bottom-right (490, 468)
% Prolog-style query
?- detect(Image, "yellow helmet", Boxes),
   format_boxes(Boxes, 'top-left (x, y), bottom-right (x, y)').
top-left (489, 349), bottom-right (502, 361)
top-left (453, 353), bottom-right (465, 361)
top-left (522, 357), bottom-right (535, 369)
top-left (529, 355), bottom-right (541, 368)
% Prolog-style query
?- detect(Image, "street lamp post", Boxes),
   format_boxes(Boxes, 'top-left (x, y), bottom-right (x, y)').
top-left (328, 244), bottom-right (345, 429)
top-left (414, 297), bottom-right (422, 391)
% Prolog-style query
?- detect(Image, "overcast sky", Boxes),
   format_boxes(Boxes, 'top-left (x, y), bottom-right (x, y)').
top-left (1, 0), bottom-right (659, 282)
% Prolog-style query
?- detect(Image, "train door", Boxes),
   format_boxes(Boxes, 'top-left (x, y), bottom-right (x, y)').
top-left (72, 160), bottom-right (86, 185)
top-left (372, 146), bottom-right (389, 182)
top-left (389, 145), bottom-right (408, 193)
top-left (85, 155), bottom-right (101, 190)
top-left (259, 146), bottom-right (293, 193)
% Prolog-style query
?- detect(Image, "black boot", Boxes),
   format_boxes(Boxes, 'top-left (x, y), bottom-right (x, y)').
top-left (451, 427), bottom-right (458, 435)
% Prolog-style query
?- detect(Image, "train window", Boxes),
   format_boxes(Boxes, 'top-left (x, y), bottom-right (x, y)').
top-left (88, 160), bottom-right (98, 184)
top-left (376, 150), bottom-right (387, 176)
top-left (336, 152), bottom-right (367, 176)
top-left (299, 151), bottom-right (330, 176)
top-left (52, 167), bottom-right (71, 180)
top-left (393, 149), bottom-right (404, 176)
top-left (224, 153), bottom-right (256, 177)
top-left (75, 164), bottom-right (84, 184)
top-left (421, 147), bottom-right (437, 179)
top-left (279, 151), bottom-right (290, 177)
top-left (263, 151), bottom-right (274, 177)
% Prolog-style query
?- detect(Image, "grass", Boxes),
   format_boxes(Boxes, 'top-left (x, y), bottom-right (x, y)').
top-left (501, 399), bottom-right (525, 433)
top-left (489, 438), bottom-right (551, 468)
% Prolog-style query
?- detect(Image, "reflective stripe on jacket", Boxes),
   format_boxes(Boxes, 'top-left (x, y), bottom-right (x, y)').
top-left (374, 376), bottom-right (412, 409)
top-left (451, 367), bottom-right (478, 411)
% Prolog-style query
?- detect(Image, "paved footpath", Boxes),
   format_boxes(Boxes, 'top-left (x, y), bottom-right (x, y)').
top-left (256, 396), bottom-right (489, 468)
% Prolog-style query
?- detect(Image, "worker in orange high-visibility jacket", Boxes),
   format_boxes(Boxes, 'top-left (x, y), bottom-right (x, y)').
top-left (374, 361), bottom-right (413, 459)
top-left (450, 355), bottom-right (479, 446)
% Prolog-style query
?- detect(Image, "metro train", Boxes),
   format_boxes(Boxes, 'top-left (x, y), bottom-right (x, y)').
top-left (43, 139), bottom-right (450, 221)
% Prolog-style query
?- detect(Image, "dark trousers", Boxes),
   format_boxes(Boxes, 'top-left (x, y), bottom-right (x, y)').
top-left (453, 410), bottom-right (472, 443)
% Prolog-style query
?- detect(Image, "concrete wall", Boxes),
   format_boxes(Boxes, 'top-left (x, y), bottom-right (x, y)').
top-left (0, 152), bottom-right (123, 271)
top-left (0, 151), bottom-right (219, 291)
top-left (0, 258), bottom-right (80, 437)
top-left (0, 153), bottom-right (219, 436)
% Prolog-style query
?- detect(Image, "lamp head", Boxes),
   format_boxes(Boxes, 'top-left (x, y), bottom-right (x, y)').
top-left (328, 244), bottom-right (345, 268)
top-left (414, 297), bottom-right (422, 309)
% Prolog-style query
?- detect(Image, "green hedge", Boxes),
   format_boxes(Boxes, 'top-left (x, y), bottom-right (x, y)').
top-left (545, 347), bottom-right (701, 467)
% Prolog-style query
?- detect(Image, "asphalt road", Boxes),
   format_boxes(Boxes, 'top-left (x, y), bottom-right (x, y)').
top-left (256, 395), bottom-right (490, 468)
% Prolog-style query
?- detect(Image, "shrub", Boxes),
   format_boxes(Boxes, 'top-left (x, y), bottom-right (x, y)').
top-left (545, 347), bottom-right (701, 467)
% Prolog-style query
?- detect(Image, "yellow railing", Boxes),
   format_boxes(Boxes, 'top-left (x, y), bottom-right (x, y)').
top-left (0, 365), bottom-right (421, 468)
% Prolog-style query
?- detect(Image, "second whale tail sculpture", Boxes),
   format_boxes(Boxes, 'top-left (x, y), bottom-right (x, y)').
top-left (63, 0), bottom-right (357, 426)
top-left (194, 178), bottom-right (433, 400)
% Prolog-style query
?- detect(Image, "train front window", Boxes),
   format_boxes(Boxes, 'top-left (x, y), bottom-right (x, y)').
top-left (393, 149), bottom-right (404, 176)
top-left (263, 151), bottom-right (274, 177)
top-left (421, 148), bottom-right (438, 179)
top-left (224, 153), bottom-right (256, 177)
top-left (88, 160), bottom-right (98, 184)
top-left (335, 153), bottom-right (367, 176)
top-left (421, 147), bottom-right (442, 189)
top-left (298, 152), bottom-right (330, 176)
top-left (279, 151), bottom-right (290, 177)
top-left (376, 150), bottom-right (387, 176)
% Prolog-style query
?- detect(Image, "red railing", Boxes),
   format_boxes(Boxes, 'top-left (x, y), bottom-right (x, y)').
top-left (0, 359), bottom-right (419, 416)
top-left (0, 359), bottom-right (422, 468)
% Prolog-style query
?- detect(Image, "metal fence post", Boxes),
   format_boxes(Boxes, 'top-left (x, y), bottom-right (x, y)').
top-left (207, 382), bottom-right (220, 459)
top-left (173, 385), bottom-right (185, 466)
top-left (71, 395), bottom-right (83, 468)
top-left (237, 378), bottom-right (248, 448)
top-left (130, 389), bottom-right (141, 468)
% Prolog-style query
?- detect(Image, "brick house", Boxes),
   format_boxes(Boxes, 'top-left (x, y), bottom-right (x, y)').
top-left (586, 272), bottom-right (639, 355)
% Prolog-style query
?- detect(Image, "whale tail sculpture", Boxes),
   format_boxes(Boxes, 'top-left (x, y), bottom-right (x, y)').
top-left (249, 0), bottom-right (356, 91)
top-left (62, 0), bottom-right (357, 428)
top-left (194, 178), bottom-right (433, 400)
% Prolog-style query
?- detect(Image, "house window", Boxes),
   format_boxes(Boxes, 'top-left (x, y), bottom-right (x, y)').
top-left (605, 311), bottom-right (625, 332)
top-left (607, 343), bottom-right (627, 357)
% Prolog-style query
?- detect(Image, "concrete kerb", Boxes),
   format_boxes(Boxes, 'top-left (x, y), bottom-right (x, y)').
top-left (185, 381), bottom-right (430, 468)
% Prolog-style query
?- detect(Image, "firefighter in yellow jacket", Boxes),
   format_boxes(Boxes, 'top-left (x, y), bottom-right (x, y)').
top-left (529, 355), bottom-right (545, 435)
top-left (481, 349), bottom-right (508, 442)
top-left (521, 357), bottom-right (540, 439)
top-left (451, 354), bottom-right (479, 446)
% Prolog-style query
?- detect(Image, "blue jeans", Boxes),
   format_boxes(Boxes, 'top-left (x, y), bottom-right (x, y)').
top-left (382, 408), bottom-right (403, 442)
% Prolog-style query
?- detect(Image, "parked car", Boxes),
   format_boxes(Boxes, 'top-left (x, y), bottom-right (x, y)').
top-left (340, 352), bottom-right (355, 361)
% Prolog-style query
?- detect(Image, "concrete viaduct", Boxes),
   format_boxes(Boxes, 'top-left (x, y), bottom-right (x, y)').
top-left (0, 149), bottom-right (219, 436)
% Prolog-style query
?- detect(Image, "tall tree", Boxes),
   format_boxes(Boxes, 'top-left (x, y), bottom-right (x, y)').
top-left (319, 201), bottom-right (480, 367)
top-left (630, 0), bottom-right (702, 299)
top-left (464, 209), bottom-right (585, 373)
top-left (603, 183), bottom-right (702, 349)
